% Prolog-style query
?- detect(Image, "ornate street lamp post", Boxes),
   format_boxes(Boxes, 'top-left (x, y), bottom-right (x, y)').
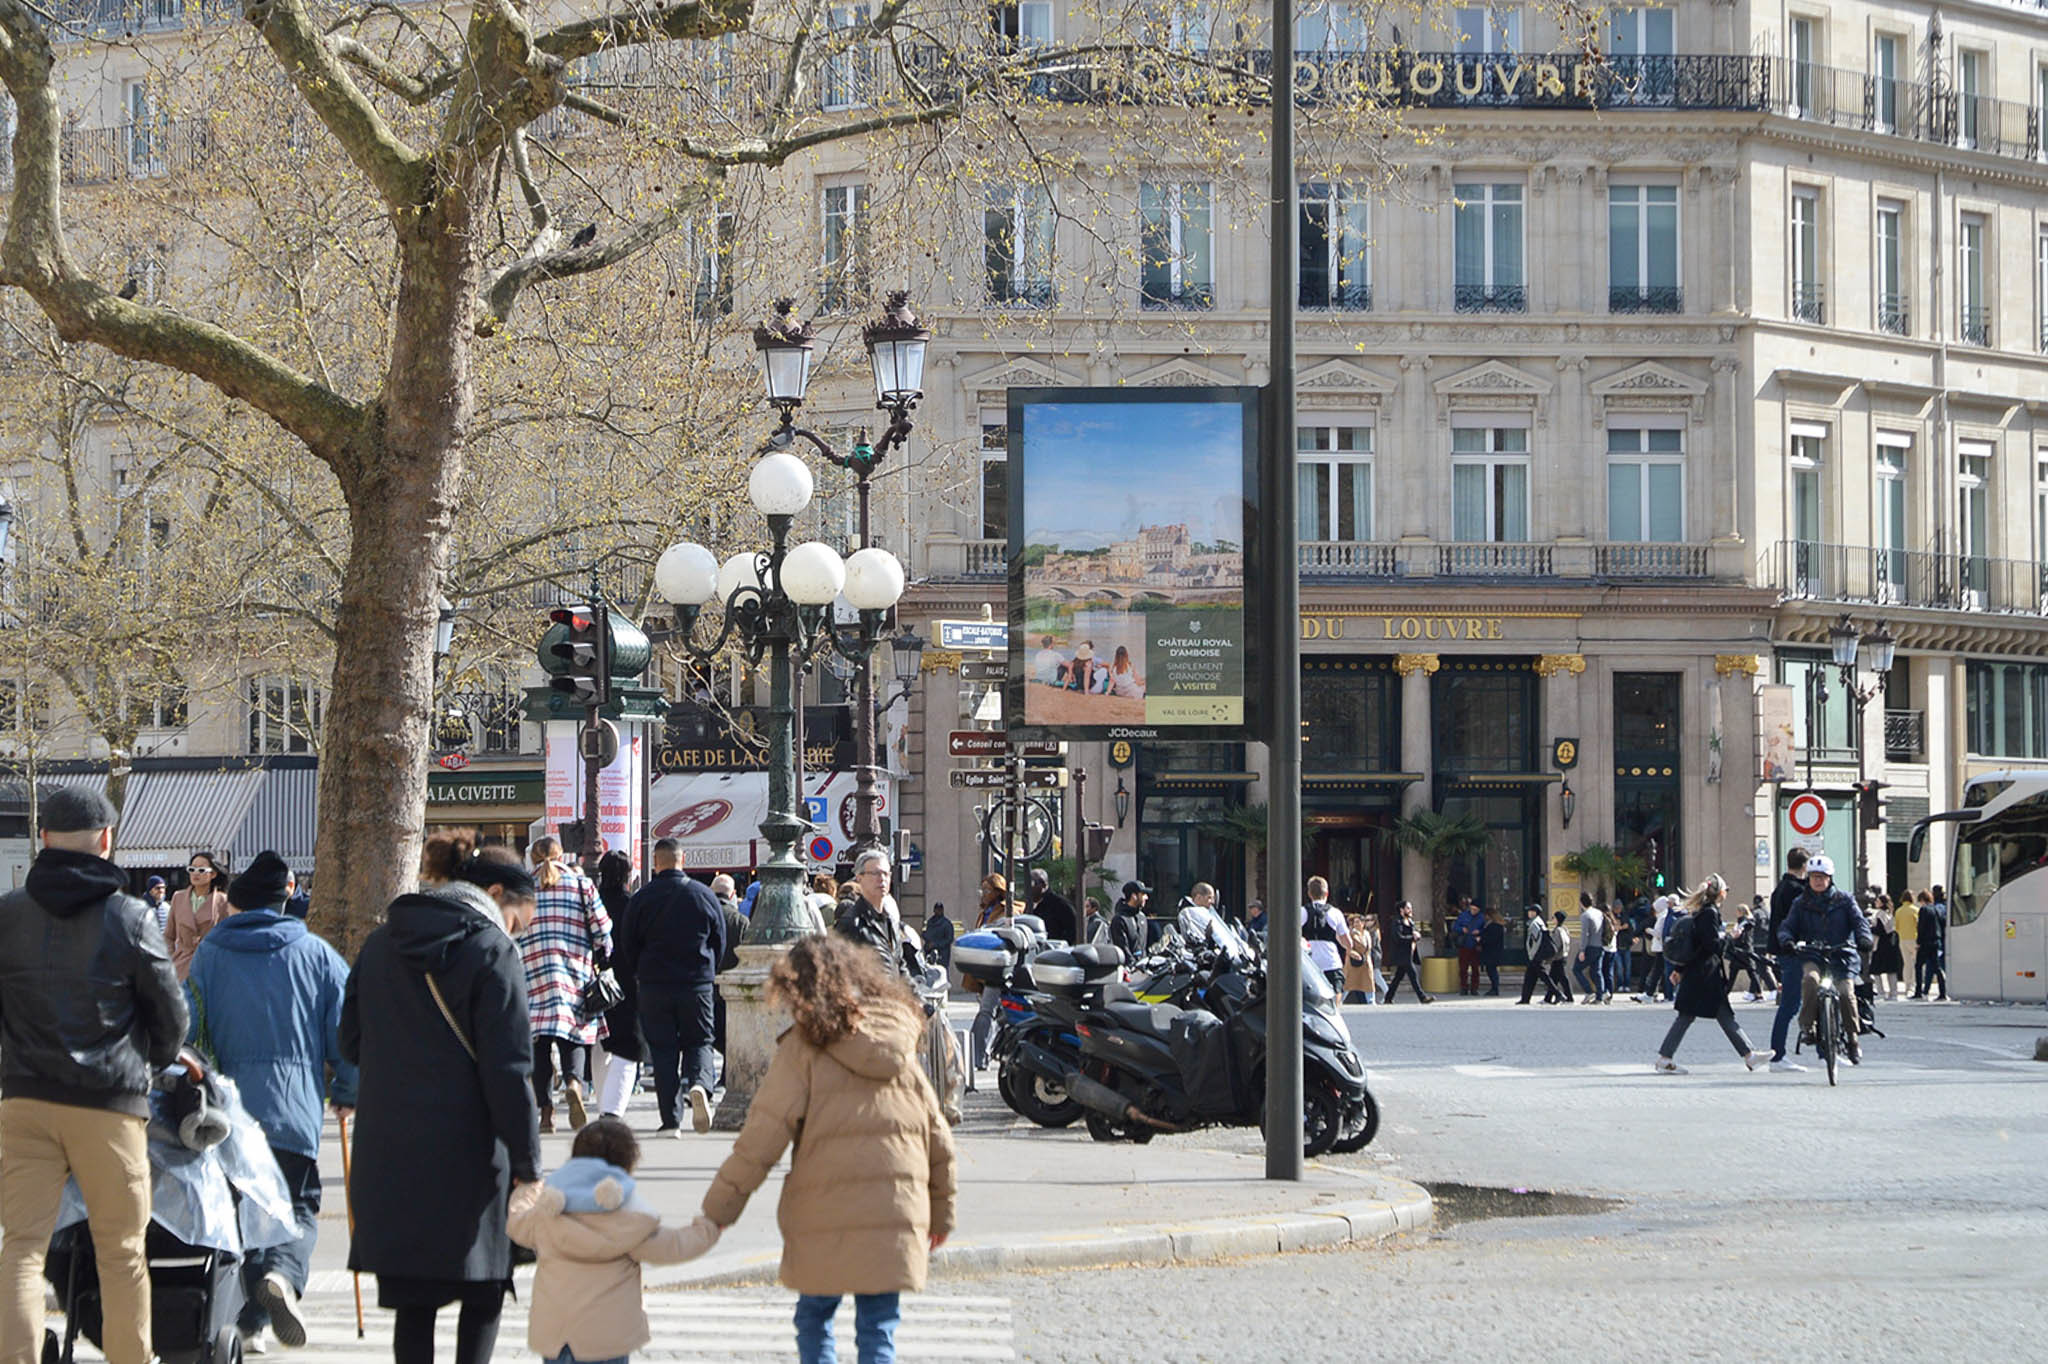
top-left (750, 295), bottom-right (928, 858)
top-left (1813, 615), bottom-right (1896, 892)
top-left (653, 449), bottom-right (906, 1123)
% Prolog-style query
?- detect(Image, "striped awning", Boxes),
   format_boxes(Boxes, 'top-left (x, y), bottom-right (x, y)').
top-left (233, 767), bottom-right (319, 874)
top-left (0, 773), bottom-right (110, 812)
top-left (112, 770), bottom-right (265, 869)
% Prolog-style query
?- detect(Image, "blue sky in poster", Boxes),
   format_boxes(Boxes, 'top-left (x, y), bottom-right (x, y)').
top-left (1022, 400), bottom-right (1245, 551)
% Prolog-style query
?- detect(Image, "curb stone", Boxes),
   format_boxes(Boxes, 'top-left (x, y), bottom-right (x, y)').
top-left (647, 1176), bottom-right (1433, 1290)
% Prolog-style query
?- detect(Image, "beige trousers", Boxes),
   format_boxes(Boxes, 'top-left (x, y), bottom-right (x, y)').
top-left (1797, 962), bottom-right (1862, 1039)
top-left (0, 1098), bottom-right (152, 1364)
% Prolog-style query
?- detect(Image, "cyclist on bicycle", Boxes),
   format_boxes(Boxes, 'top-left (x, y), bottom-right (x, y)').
top-left (1775, 854), bottom-right (1877, 1065)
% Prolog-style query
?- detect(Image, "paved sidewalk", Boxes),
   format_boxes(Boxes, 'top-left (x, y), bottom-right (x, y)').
top-left (305, 1084), bottom-right (1426, 1290)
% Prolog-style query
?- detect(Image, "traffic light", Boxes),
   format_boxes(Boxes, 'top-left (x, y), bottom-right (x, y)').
top-left (1083, 823), bottom-right (1114, 863)
top-left (1647, 836), bottom-right (1665, 889)
top-left (1858, 781), bottom-right (1885, 830)
top-left (548, 603), bottom-right (611, 709)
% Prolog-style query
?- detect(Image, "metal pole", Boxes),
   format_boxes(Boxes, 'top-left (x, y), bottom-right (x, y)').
top-left (1073, 765), bottom-right (1088, 929)
top-left (1264, 0), bottom-right (1304, 1182)
top-left (851, 470), bottom-right (883, 856)
top-left (581, 601), bottom-right (605, 868)
top-left (747, 519), bottom-right (816, 945)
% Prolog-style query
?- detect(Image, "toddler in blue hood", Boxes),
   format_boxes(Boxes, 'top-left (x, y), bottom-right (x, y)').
top-left (508, 1118), bottom-right (719, 1364)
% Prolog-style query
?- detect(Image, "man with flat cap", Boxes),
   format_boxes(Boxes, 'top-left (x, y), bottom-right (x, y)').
top-left (186, 851), bottom-right (355, 1352)
top-left (0, 786), bottom-right (188, 1364)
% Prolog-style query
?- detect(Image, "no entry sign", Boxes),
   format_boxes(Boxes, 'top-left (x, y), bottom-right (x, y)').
top-left (1788, 792), bottom-right (1828, 838)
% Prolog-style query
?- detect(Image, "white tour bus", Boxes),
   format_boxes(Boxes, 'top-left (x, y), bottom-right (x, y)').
top-left (1910, 771), bottom-right (2048, 1003)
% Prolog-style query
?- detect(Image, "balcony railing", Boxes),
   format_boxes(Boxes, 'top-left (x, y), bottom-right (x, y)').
top-left (925, 539), bottom-right (1008, 582)
top-left (1878, 292), bottom-right (1910, 335)
top-left (1773, 539), bottom-right (2048, 615)
top-left (1594, 542), bottom-right (1711, 578)
top-left (1300, 541), bottom-right (1400, 576)
top-left (1300, 280), bottom-right (1371, 311)
top-left (1139, 283), bottom-right (1214, 311)
top-left (6, 119), bottom-right (213, 188)
top-left (1441, 542), bottom-right (1552, 576)
top-left (1885, 708), bottom-right (1926, 763)
top-left (1454, 283), bottom-right (1526, 313)
top-left (1296, 540), bottom-right (1720, 581)
top-left (1960, 305), bottom-right (1991, 346)
top-left (988, 279), bottom-right (1056, 308)
top-left (1609, 286), bottom-right (1682, 314)
top-left (1767, 55), bottom-right (2046, 159)
top-left (1792, 282), bottom-right (1826, 325)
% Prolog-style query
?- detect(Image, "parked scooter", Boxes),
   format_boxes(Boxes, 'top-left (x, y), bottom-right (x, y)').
top-left (1012, 943), bottom-right (1378, 1156)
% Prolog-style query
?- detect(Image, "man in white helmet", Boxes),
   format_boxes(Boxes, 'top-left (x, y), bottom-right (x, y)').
top-left (1776, 853), bottom-right (1877, 1066)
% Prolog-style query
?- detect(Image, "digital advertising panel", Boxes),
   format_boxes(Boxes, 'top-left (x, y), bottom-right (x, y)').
top-left (1007, 387), bottom-right (1259, 742)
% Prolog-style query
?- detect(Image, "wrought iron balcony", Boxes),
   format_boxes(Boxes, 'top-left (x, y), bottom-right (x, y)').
top-left (1297, 540), bottom-right (1719, 582)
top-left (1300, 279), bottom-right (1372, 311)
top-left (1885, 709), bottom-right (1926, 763)
top-left (1878, 293), bottom-right (1910, 335)
top-left (1454, 283), bottom-right (1526, 314)
top-left (987, 278), bottom-right (1056, 308)
top-left (1139, 283), bottom-right (1215, 311)
top-left (1609, 286), bottom-right (1682, 315)
top-left (1960, 305), bottom-right (1991, 346)
top-left (1773, 539), bottom-right (2048, 616)
top-left (1792, 282), bottom-right (1826, 325)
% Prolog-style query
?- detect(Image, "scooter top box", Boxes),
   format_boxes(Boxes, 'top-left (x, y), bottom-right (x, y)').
top-left (1029, 943), bottom-right (1124, 996)
top-left (949, 929), bottom-right (1021, 993)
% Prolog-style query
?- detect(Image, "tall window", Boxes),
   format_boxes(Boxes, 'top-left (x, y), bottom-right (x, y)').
top-left (1608, 184), bottom-right (1679, 312)
top-left (986, 183), bottom-right (1055, 305)
top-left (1966, 661), bottom-right (2048, 758)
top-left (1782, 652), bottom-right (1858, 759)
top-left (689, 211), bottom-right (735, 317)
top-left (1607, 6), bottom-right (1675, 103)
top-left (126, 682), bottom-right (188, 732)
top-left (247, 677), bottom-right (322, 755)
top-left (990, 1), bottom-right (1052, 46)
top-left (1299, 183), bottom-right (1369, 309)
top-left (1790, 426), bottom-right (1825, 591)
top-left (1791, 188), bottom-right (1823, 323)
top-left (1959, 213), bottom-right (1989, 345)
top-left (1139, 181), bottom-right (1214, 309)
top-left (1453, 5), bottom-right (1519, 53)
top-left (819, 182), bottom-right (868, 311)
top-left (979, 408), bottom-right (1008, 541)
top-left (2039, 65), bottom-right (2048, 160)
top-left (1875, 437), bottom-right (1910, 600)
top-left (1453, 182), bottom-right (1524, 312)
top-left (1958, 50), bottom-right (1986, 150)
top-left (1168, 2), bottom-right (1222, 51)
top-left (1873, 33), bottom-right (1902, 134)
top-left (1451, 426), bottom-right (1530, 542)
top-left (1606, 427), bottom-right (1684, 542)
top-left (1788, 16), bottom-right (1817, 119)
top-left (821, 3), bottom-right (874, 110)
top-left (1875, 201), bottom-right (1906, 334)
top-left (2039, 227), bottom-right (2048, 352)
top-left (1296, 424), bottom-right (1373, 542)
top-left (124, 79), bottom-right (161, 176)
top-left (1960, 443), bottom-right (1992, 602)
top-left (1298, 1), bottom-right (1367, 50)
top-left (2036, 455), bottom-right (2048, 609)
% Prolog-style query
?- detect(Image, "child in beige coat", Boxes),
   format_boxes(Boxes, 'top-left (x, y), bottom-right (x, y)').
top-left (509, 1119), bottom-right (720, 1364)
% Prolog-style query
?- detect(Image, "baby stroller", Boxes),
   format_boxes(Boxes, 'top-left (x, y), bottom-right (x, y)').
top-left (43, 1057), bottom-right (297, 1364)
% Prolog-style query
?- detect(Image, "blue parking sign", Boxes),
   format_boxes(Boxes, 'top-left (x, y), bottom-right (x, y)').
top-left (803, 795), bottom-right (828, 823)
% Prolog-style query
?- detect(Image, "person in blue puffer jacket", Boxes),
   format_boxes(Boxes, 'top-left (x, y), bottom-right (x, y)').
top-left (186, 849), bottom-right (357, 1353)
top-left (1776, 853), bottom-right (1876, 1066)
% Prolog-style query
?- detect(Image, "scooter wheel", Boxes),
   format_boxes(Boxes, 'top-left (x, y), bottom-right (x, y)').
top-left (1303, 1085), bottom-right (1343, 1158)
top-left (995, 1062), bottom-right (1028, 1116)
top-left (1009, 1067), bottom-right (1083, 1128)
top-left (1330, 1087), bottom-right (1380, 1154)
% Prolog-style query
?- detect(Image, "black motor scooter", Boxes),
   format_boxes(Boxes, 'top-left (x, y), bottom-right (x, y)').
top-left (1014, 944), bottom-right (1377, 1156)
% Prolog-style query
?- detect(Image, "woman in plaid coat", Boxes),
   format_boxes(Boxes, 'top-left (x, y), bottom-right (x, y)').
top-left (522, 836), bottom-right (613, 1132)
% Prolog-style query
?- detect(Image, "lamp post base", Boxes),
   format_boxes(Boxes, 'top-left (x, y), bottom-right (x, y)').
top-left (712, 943), bottom-right (792, 1131)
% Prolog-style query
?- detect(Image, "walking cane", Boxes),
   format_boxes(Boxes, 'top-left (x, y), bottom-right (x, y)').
top-left (338, 1110), bottom-right (365, 1340)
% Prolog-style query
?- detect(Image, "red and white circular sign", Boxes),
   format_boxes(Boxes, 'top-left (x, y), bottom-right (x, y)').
top-left (1787, 793), bottom-right (1827, 838)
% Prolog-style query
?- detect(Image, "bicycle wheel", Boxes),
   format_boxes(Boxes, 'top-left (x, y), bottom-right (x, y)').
top-left (1819, 993), bottom-right (1840, 1087)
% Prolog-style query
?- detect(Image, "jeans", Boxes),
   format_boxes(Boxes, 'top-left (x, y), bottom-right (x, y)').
top-left (1915, 949), bottom-right (1947, 998)
top-left (1769, 954), bottom-right (1803, 1058)
top-left (546, 1350), bottom-right (627, 1364)
top-left (1482, 961), bottom-right (1501, 994)
top-left (795, 1292), bottom-right (901, 1364)
top-left (0, 1099), bottom-right (153, 1364)
top-left (640, 982), bottom-right (718, 1127)
top-left (1610, 947), bottom-right (1632, 994)
top-left (970, 986), bottom-right (1003, 1070)
top-left (239, 1148), bottom-right (321, 1334)
top-left (1384, 960), bottom-right (1427, 1002)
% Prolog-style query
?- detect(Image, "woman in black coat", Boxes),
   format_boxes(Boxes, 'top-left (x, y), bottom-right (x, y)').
top-left (1653, 875), bottom-right (1765, 1074)
top-left (593, 850), bottom-right (646, 1116)
top-left (341, 834), bottom-right (541, 1364)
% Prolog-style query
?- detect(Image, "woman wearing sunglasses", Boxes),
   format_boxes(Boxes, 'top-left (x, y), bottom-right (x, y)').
top-left (169, 851), bottom-right (231, 980)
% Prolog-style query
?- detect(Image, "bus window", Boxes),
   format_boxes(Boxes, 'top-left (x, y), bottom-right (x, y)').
top-left (1954, 794), bottom-right (2048, 927)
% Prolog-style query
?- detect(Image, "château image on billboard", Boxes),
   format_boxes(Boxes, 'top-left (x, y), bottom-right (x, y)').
top-left (1007, 387), bottom-right (1257, 742)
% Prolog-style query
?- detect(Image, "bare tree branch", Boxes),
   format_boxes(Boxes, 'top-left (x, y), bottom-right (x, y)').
top-left (533, 0), bottom-right (754, 64)
top-left (244, 0), bottom-right (427, 206)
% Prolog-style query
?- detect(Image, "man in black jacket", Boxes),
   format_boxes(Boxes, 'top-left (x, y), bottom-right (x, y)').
top-left (0, 788), bottom-right (187, 1364)
top-left (1108, 881), bottom-right (1152, 961)
top-left (617, 839), bottom-right (726, 1135)
top-left (1026, 868), bottom-right (1079, 943)
top-left (1765, 846), bottom-right (1811, 1070)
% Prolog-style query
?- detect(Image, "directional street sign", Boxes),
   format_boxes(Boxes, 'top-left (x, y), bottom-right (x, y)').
top-left (960, 659), bottom-right (1008, 682)
top-left (936, 619), bottom-right (1011, 652)
top-left (949, 767), bottom-right (1070, 790)
top-left (946, 731), bottom-right (1065, 759)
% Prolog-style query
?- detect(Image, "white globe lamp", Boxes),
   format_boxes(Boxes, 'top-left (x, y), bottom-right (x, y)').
top-left (749, 452), bottom-right (814, 517)
top-left (717, 552), bottom-right (762, 605)
top-left (780, 541), bottom-right (848, 605)
top-left (843, 547), bottom-right (907, 611)
top-left (654, 542), bottom-right (720, 606)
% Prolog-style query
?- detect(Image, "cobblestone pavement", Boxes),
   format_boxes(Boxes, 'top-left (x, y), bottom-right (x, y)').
top-left (966, 995), bottom-right (2048, 1363)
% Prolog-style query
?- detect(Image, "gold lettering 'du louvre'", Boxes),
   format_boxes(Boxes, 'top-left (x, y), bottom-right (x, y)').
top-left (1299, 615), bottom-right (1508, 641)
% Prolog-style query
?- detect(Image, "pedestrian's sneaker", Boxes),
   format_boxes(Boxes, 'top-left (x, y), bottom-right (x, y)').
top-left (1651, 1057), bottom-right (1687, 1074)
top-left (1743, 1051), bottom-right (1766, 1071)
top-left (256, 1272), bottom-right (306, 1348)
top-left (1632, 993), bottom-right (1651, 1003)
top-left (563, 1082), bottom-right (588, 1131)
top-left (1743, 992), bottom-right (1761, 1002)
top-left (688, 1084), bottom-right (713, 1134)
top-left (240, 1327), bottom-right (270, 1356)
top-left (1768, 1057), bottom-right (1807, 1073)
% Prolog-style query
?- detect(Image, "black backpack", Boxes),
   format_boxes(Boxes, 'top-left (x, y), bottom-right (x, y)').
top-left (1663, 911), bottom-right (1702, 968)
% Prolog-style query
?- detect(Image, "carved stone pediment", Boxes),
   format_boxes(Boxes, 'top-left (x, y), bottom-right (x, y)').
top-left (1431, 359), bottom-right (1552, 424)
top-left (964, 355), bottom-right (1075, 405)
top-left (1294, 358), bottom-right (1396, 410)
top-left (1588, 359), bottom-right (1710, 425)
top-left (1125, 356), bottom-right (1244, 388)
